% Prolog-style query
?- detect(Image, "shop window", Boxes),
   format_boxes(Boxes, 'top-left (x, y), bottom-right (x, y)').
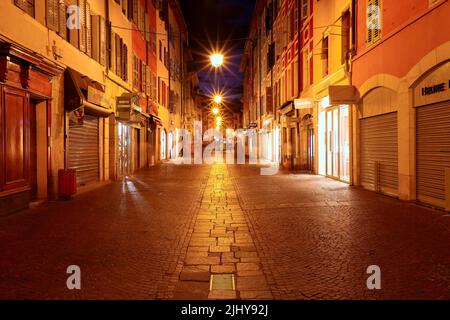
top-left (367, 0), bottom-right (382, 45)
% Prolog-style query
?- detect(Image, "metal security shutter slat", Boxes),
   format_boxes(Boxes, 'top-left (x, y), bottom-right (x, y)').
top-left (68, 115), bottom-right (99, 186)
top-left (360, 112), bottom-right (398, 197)
top-left (416, 101), bottom-right (450, 208)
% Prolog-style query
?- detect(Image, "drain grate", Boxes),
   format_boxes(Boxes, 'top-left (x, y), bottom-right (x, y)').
top-left (210, 274), bottom-right (235, 291)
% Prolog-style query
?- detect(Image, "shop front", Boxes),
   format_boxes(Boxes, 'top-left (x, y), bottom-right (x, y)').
top-left (279, 100), bottom-right (298, 170)
top-left (65, 68), bottom-right (112, 188)
top-left (116, 93), bottom-right (149, 178)
top-left (0, 41), bottom-right (63, 215)
top-left (148, 114), bottom-right (162, 166)
top-left (414, 60), bottom-right (450, 211)
top-left (358, 87), bottom-right (399, 197)
top-left (317, 95), bottom-right (352, 183)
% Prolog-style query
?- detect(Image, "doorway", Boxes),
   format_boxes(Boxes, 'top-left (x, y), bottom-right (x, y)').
top-left (118, 122), bottom-right (131, 178)
top-left (307, 122), bottom-right (315, 173)
top-left (29, 99), bottom-right (48, 201)
top-left (325, 105), bottom-right (350, 182)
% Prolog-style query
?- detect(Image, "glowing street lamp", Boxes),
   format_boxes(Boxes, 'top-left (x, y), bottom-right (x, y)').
top-left (215, 116), bottom-right (222, 126)
top-left (210, 53), bottom-right (224, 68)
top-left (212, 107), bottom-right (219, 115)
top-left (214, 95), bottom-right (222, 104)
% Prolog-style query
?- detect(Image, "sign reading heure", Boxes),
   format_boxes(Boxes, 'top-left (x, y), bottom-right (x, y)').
top-left (414, 61), bottom-right (450, 107)
top-left (421, 81), bottom-right (449, 96)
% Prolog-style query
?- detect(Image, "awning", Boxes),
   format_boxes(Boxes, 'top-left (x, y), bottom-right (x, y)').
top-left (64, 68), bottom-right (112, 118)
top-left (328, 85), bottom-right (360, 104)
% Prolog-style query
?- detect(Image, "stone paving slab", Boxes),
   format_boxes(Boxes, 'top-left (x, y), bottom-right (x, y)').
top-left (174, 164), bottom-right (273, 300)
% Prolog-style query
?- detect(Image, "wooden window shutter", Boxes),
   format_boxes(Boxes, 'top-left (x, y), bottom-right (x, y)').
top-left (127, 0), bottom-right (132, 20)
top-left (119, 37), bottom-right (124, 77)
top-left (145, 13), bottom-right (150, 42)
top-left (86, 2), bottom-right (92, 57)
top-left (373, 0), bottom-right (381, 41)
top-left (122, 0), bottom-right (127, 15)
top-left (58, 1), bottom-right (67, 39)
top-left (46, 0), bottom-right (57, 31)
top-left (141, 61), bottom-right (145, 92)
top-left (146, 66), bottom-right (151, 96)
top-left (15, 0), bottom-right (35, 17)
top-left (133, 0), bottom-right (138, 25)
top-left (99, 17), bottom-right (106, 66)
top-left (79, 0), bottom-right (86, 52)
top-left (110, 31), bottom-right (116, 73)
top-left (141, 3), bottom-right (145, 36)
top-left (366, 0), bottom-right (373, 43)
top-left (68, 0), bottom-right (79, 48)
top-left (91, 15), bottom-right (100, 62)
top-left (153, 74), bottom-right (157, 101)
top-left (158, 77), bottom-right (161, 103)
top-left (122, 44), bottom-right (127, 81)
top-left (115, 34), bottom-right (121, 76)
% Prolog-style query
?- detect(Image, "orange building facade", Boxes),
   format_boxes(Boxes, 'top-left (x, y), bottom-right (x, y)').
top-left (242, 0), bottom-right (450, 211)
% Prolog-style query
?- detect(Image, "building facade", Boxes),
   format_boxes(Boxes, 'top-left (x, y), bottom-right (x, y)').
top-left (242, 0), bottom-right (450, 211)
top-left (0, 0), bottom-right (192, 215)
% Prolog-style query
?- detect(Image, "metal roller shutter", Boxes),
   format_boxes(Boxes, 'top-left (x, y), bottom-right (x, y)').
top-left (360, 112), bottom-right (398, 196)
top-left (68, 115), bottom-right (99, 186)
top-left (416, 101), bottom-right (450, 209)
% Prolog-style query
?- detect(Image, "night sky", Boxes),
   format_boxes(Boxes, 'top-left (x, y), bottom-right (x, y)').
top-left (180, 0), bottom-right (256, 110)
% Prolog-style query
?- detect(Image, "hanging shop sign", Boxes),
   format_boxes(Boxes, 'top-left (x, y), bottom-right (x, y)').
top-left (328, 85), bottom-right (360, 105)
top-left (116, 93), bottom-right (142, 123)
top-left (414, 61), bottom-right (450, 107)
top-left (294, 98), bottom-right (313, 109)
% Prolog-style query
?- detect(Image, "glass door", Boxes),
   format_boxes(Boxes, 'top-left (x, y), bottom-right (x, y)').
top-left (325, 105), bottom-right (350, 182)
top-left (326, 109), bottom-right (337, 178)
top-left (118, 122), bottom-right (131, 178)
top-left (339, 105), bottom-right (350, 182)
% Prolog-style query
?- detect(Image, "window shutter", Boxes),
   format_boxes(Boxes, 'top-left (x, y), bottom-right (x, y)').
top-left (122, 0), bottom-right (127, 15)
top-left (127, 0), bottom-right (133, 20)
top-left (91, 15), bottom-right (100, 62)
top-left (123, 44), bottom-right (128, 81)
top-left (146, 67), bottom-right (151, 96)
top-left (58, 1), bottom-right (67, 39)
top-left (145, 13), bottom-right (150, 42)
top-left (79, 0), bottom-right (86, 52)
top-left (115, 34), bottom-right (121, 76)
top-left (141, 61), bottom-right (145, 92)
top-left (86, 2), bottom-right (92, 57)
top-left (158, 77), bottom-right (161, 103)
top-left (373, 0), bottom-right (381, 40)
top-left (133, 0), bottom-right (138, 25)
top-left (110, 31), bottom-right (116, 73)
top-left (99, 17), bottom-right (106, 66)
top-left (141, 3), bottom-right (145, 36)
top-left (46, 0), bottom-right (57, 31)
top-left (15, 0), bottom-right (35, 17)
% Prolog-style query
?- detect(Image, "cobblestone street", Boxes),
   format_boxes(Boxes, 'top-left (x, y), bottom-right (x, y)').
top-left (1, 163), bottom-right (450, 299)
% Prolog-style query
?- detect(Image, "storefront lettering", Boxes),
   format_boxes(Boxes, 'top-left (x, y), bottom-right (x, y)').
top-left (421, 82), bottom-right (448, 96)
